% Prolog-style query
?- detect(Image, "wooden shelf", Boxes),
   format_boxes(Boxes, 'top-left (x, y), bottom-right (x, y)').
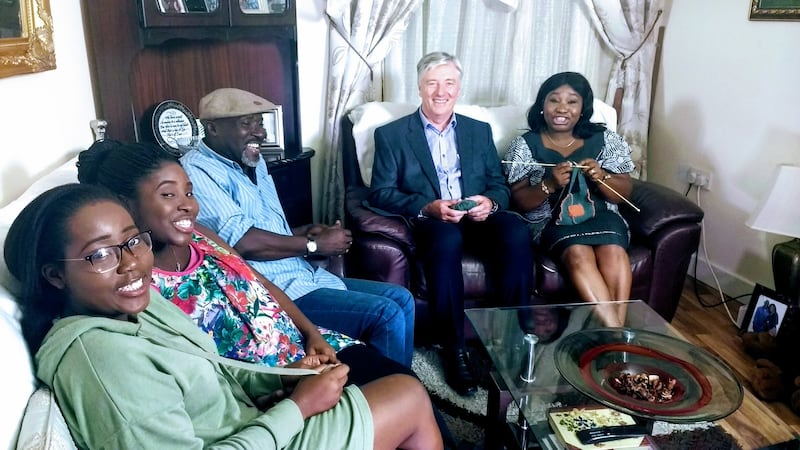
top-left (82, 0), bottom-right (302, 157)
top-left (82, 0), bottom-right (312, 224)
top-left (268, 148), bottom-right (314, 227)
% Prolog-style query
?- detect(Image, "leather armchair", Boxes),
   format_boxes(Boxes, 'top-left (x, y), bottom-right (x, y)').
top-left (340, 115), bottom-right (704, 340)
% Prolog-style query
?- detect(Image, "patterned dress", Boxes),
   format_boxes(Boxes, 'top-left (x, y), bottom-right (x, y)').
top-left (503, 129), bottom-right (635, 254)
top-left (151, 232), bottom-right (358, 366)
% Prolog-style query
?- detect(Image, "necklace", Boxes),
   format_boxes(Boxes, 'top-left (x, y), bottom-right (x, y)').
top-left (543, 131), bottom-right (576, 149)
top-left (170, 246), bottom-right (182, 272)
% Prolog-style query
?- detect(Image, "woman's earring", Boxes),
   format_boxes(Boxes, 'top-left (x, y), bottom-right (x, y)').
top-left (540, 110), bottom-right (544, 115)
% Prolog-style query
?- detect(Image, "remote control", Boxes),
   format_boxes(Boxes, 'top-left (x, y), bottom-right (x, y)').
top-left (576, 424), bottom-right (649, 445)
top-left (450, 199), bottom-right (478, 211)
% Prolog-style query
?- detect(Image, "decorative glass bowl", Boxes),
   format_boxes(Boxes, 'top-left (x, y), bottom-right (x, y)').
top-left (554, 328), bottom-right (743, 423)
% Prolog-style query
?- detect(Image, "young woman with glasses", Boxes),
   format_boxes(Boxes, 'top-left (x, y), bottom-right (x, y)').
top-left (4, 183), bottom-right (442, 449)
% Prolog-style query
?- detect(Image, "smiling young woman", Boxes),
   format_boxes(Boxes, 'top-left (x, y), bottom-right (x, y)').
top-left (3, 183), bottom-right (443, 449)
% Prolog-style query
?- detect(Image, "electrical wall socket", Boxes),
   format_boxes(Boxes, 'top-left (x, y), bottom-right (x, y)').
top-left (679, 164), bottom-right (713, 190)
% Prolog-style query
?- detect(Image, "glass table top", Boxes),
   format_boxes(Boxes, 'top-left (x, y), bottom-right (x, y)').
top-left (465, 301), bottom-right (743, 441)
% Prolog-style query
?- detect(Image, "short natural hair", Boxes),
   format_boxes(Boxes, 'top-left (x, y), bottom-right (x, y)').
top-left (416, 51), bottom-right (463, 86)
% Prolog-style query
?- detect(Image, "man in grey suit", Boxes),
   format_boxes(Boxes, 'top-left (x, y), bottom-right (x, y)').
top-left (369, 51), bottom-right (534, 395)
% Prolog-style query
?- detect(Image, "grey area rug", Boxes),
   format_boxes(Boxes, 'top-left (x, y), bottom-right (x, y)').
top-left (412, 347), bottom-right (743, 450)
top-left (412, 347), bottom-right (488, 448)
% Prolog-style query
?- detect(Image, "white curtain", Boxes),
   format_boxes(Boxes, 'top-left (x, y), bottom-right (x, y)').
top-left (584, 0), bottom-right (664, 180)
top-left (320, 0), bottom-right (422, 223)
top-left (382, 0), bottom-right (664, 178)
top-left (383, 0), bottom-right (615, 107)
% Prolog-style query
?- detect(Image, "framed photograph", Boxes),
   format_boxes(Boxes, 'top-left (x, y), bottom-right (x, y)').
top-left (739, 284), bottom-right (790, 335)
top-left (750, 0), bottom-right (800, 21)
top-left (261, 105), bottom-right (285, 150)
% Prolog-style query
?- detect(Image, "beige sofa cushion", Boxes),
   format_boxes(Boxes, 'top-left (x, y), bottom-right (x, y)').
top-left (15, 387), bottom-right (76, 450)
top-left (0, 156), bottom-right (79, 449)
top-left (0, 294), bottom-right (34, 448)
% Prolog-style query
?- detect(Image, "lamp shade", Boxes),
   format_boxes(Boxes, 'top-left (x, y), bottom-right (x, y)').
top-left (746, 165), bottom-right (800, 239)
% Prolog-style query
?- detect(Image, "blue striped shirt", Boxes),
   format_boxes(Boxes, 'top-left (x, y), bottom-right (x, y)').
top-left (180, 142), bottom-right (346, 299)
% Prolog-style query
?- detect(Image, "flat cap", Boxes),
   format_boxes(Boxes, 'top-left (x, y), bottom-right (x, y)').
top-left (198, 88), bottom-right (276, 120)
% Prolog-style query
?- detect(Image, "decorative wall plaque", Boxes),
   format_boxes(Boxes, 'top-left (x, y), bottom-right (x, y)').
top-left (150, 100), bottom-right (200, 157)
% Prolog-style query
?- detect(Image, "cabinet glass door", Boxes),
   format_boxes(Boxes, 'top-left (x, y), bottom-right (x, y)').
top-left (230, 0), bottom-right (294, 26)
top-left (155, 0), bottom-right (220, 13)
top-left (142, 0), bottom-right (228, 27)
top-left (238, 0), bottom-right (287, 14)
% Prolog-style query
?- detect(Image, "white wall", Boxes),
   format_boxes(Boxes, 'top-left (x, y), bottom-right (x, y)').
top-left (649, 0), bottom-right (800, 296)
top-left (0, 2), bottom-right (95, 206)
top-left (295, 0), bottom-right (328, 216)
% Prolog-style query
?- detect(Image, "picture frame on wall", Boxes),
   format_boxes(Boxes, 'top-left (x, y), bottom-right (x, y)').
top-left (749, 0), bottom-right (800, 20)
top-left (739, 283), bottom-right (790, 335)
top-left (0, 0), bottom-right (56, 78)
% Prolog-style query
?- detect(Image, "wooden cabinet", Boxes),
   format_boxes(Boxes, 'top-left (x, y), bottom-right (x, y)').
top-left (82, 0), bottom-right (302, 158)
top-left (268, 149), bottom-right (314, 228)
top-left (139, 0), bottom-right (295, 29)
top-left (82, 0), bottom-right (312, 222)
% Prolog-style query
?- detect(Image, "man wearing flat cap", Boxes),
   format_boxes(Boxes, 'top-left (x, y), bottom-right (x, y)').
top-left (181, 88), bottom-right (415, 367)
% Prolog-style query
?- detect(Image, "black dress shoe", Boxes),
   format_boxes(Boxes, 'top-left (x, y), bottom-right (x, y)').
top-left (442, 348), bottom-right (478, 396)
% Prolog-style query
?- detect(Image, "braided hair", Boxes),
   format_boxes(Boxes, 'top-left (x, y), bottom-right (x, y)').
top-left (77, 140), bottom-right (179, 198)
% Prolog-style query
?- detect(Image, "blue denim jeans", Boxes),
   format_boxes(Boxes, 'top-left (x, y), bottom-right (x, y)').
top-left (294, 278), bottom-right (415, 366)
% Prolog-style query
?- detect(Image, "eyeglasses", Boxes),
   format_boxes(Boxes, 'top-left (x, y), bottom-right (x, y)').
top-left (58, 231), bottom-right (153, 274)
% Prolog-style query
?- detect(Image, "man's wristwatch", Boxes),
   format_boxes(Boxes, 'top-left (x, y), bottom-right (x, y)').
top-left (305, 238), bottom-right (318, 255)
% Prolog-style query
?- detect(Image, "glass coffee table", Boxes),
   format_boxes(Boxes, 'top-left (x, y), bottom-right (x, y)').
top-left (466, 300), bottom-right (743, 450)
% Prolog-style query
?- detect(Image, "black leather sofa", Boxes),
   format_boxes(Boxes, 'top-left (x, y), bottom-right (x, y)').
top-left (339, 114), bottom-right (704, 341)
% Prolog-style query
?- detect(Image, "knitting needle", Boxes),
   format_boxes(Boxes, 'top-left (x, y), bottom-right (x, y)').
top-left (597, 179), bottom-right (640, 212)
top-left (501, 160), bottom-right (590, 169)
top-left (500, 160), bottom-right (640, 212)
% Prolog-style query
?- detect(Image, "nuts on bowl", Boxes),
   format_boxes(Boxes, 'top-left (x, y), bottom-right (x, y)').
top-left (609, 372), bottom-right (677, 403)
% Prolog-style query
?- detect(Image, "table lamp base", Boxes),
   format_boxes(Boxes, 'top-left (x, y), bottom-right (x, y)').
top-left (773, 238), bottom-right (800, 304)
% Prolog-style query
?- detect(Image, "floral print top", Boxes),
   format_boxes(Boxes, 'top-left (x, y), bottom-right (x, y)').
top-left (151, 232), bottom-right (358, 366)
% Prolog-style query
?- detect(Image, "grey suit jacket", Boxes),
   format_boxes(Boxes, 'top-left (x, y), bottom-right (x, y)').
top-left (368, 109), bottom-right (510, 219)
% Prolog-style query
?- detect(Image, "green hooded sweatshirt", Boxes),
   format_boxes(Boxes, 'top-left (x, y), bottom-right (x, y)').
top-left (35, 290), bottom-right (372, 449)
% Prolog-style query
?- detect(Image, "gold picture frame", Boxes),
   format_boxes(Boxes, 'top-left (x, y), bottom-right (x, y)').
top-left (750, 0), bottom-right (800, 20)
top-left (0, 0), bottom-right (56, 78)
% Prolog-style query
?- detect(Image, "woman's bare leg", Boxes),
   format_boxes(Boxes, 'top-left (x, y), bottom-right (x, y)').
top-left (561, 245), bottom-right (622, 327)
top-left (361, 374), bottom-right (443, 450)
top-left (561, 245), bottom-right (610, 301)
top-left (595, 245), bottom-right (632, 324)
